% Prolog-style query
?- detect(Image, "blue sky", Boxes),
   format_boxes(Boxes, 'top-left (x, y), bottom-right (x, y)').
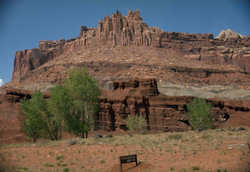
top-left (0, 0), bottom-right (249, 85)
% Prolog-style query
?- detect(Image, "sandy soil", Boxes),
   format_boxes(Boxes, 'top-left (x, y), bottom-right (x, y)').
top-left (0, 128), bottom-right (250, 172)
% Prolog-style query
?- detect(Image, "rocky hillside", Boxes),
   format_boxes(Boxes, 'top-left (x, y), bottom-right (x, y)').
top-left (9, 10), bottom-right (250, 99)
top-left (1, 10), bottom-right (250, 143)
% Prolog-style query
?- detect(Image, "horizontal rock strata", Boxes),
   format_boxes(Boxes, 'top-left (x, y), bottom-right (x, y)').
top-left (1, 78), bottom-right (250, 144)
top-left (98, 79), bottom-right (250, 131)
top-left (10, 10), bottom-right (250, 90)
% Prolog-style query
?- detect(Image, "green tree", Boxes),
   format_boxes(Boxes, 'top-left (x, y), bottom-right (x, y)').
top-left (21, 88), bottom-right (70, 141)
top-left (187, 98), bottom-right (213, 130)
top-left (63, 68), bottom-right (100, 138)
top-left (46, 85), bottom-right (73, 140)
top-left (125, 115), bottom-right (147, 132)
top-left (21, 91), bottom-right (46, 142)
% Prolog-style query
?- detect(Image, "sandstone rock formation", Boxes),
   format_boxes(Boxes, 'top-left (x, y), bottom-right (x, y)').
top-left (0, 87), bottom-right (50, 144)
top-left (98, 79), bottom-right (250, 131)
top-left (10, 10), bottom-right (250, 93)
top-left (96, 10), bottom-right (161, 46)
top-left (11, 10), bottom-right (163, 83)
top-left (1, 10), bottom-right (250, 143)
top-left (216, 29), bottom-right (245, 41)
top-left (1, 79), bottom-right (250, 144)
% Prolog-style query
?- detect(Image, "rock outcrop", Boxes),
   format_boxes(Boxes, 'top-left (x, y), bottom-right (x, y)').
top-left (11, 10), bottom-right (163, 83)
top-left (2, 10), bottom-right (250, 143)
top-left (10, 10), bottom-right (250, 90)
top-left (1, 78), bottom-right (250, 144)
top-left (12, 38), bottom-right (80, 82)
top-left (216, 29), bottom-right (245, 41)
top-left (0, 88), bottom-right (50, 144)
top-left (96, 10), bottom-right (162, 47)
top-left (98, 79), bottom-right (250, 131)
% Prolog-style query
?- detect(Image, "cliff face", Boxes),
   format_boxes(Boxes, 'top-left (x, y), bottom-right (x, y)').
top-left (12, 38), bottom-right (79, 82)
top-left (95, 10), bottom-right (162, 47)
top-left (3, 10), bottom-right (250, 143)
top-left (11, 10), bottom-right (250, 92)
top-left (159, 32), bottom-right (250, 73)
top-left (99, 79), bottom-right (250, 131)
top-left (11, 10), bottom-right (162, 83)
top-left (1, 79), bottom-right (250, 144)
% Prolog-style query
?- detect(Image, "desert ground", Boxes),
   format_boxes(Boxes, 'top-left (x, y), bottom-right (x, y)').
top-left (0, 128), bottom-right (249, 172)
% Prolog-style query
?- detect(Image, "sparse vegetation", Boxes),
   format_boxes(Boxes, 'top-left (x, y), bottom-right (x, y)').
top-left (170, 167), bottom-right (175, 171)
top-left (0, 162), bottom-right (18, 172)
top-left (56, 155), bottom-right (64, 161)
top-left (0, 127), bottom-right (249, 172)
top-left (168, 134), bottom-right (182, 140)
top-left (125, 115), bottom-right (147, 132)
top-left (187, 98), bottom-right (213, 130)
top-left (201, 133), bottom-right (212, 140)
top-left (216, 169), bottom-right (228, 172)
top-left (63, 168), bottom-right (69, 172)
top-left (100, 159), bottom-right (105, 164)
top-left (44, 163), bottom-right (54, 167)
top-left (192, 166), bottom-right (200, 171)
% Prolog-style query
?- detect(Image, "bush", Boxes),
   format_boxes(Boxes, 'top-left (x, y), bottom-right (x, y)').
top-left (125, 115), bottom-right (147, 132)
top-left (168, 134), bottom-right (182, 140)
top-left (187, 98), bottom-right (213, 130)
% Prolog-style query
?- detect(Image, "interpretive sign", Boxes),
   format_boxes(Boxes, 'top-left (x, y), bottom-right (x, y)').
top-left (120, 154), bottom-right (138, 172)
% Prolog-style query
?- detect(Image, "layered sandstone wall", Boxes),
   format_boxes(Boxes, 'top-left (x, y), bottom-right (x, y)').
top-left (1, 78), bottom-right (250, 144)
top-left (12, 10), bottom-right (250, 85)
top-left (98, 79), bottom-right (250, 131)
top-left (159, 32), bottom-right (250, 73)
top-left (11, 10), bottom-right (163, 83)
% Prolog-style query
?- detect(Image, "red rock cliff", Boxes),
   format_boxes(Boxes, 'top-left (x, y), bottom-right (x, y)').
top-left (98, 79), bottom-right (250, 131)
top-left (10, 10), bottom-right (250, 92)
top-left (1, 79), bottom-right (250, 144)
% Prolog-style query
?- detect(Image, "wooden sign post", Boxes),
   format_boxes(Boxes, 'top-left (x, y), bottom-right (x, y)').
top-left (120, 154), bottom-right (138, 172)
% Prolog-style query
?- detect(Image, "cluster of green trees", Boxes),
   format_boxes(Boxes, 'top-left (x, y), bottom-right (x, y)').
top-left (21, 68), bottom-right (100, 142)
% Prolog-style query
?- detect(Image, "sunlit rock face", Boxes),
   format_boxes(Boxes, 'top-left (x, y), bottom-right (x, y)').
top-left (216, 29), bottom-right (245, 41)
top-left (11, 10), bottom-right (250, 91)
top-left (2, 10), bottom-right (250, 143)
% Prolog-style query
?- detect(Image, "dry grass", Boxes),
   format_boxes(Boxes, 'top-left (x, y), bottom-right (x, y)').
top-left (0, 127), bottom-right (250, 172)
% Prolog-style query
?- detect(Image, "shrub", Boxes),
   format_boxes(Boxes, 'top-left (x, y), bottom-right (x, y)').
top-left (192, 166), bottom-right (200, 171)
top-left (168, 134), bottom-right (182, 140)
top-left (125, 115), bottom-right (147, 132)
top-left (187, 98), bottom-right (213, 130)
top-left (63, 168), bottom-right (69, 172)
